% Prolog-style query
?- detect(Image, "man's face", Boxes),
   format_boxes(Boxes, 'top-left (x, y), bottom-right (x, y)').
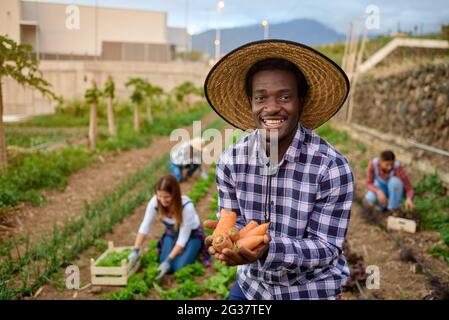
top-left (379, 160), bottom-right (394, 174)
top-left (250, 70), bottom-right (302, 142)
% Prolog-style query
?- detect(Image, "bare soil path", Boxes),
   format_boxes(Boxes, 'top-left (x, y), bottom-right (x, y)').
top-left (0, 112), bottom-right (218, 245)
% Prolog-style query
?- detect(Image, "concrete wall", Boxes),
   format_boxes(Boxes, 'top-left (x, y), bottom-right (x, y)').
top-left (0, 0), bottom-right (21, 42)
top-left (3, 60), bottom-right (211, 116)
top-left (20, 1), bottom-right (167, 56)
top-left (167, 27), bottom-right (190, 53)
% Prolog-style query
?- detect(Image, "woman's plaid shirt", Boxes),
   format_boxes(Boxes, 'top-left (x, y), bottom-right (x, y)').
top-left (216, 124), bottom-right (354, 300)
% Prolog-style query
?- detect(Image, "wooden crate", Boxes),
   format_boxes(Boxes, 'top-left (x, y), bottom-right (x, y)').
top-left (387, 216), bottom-right (417, 234)
top-left (90, 241), bottom-right (141, 286)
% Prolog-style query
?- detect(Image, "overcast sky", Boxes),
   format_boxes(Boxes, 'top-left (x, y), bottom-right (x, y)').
top-left (26, 0), bottom-right (449, 35)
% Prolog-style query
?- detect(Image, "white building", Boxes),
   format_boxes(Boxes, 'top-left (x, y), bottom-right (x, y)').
top-left (0, 0), bottom-right (185, 62)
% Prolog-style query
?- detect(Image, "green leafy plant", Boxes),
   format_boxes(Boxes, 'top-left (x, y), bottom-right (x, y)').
top-left (153, 282), bottom-right (182, 300)
top-left (85, 80), bottom-right (102, 150)
top-left (103, 75), bottom-right (117, 136)
top-left (172, 81), bottom-right (202, 109)
top-left (202, 261), bottom-right (237, 299)
top-left (414, 173), bottom-right (446, 196)
top-left (174, 261), bottom-right (205, 283)
top-left (125, 77), bottom-right (146, 133)
top-left (95, 248), bottom-right (132, 267)
top-left (428, 245), bottom-right (449, 264)
top-left (143, 265), bottom-right (159, 287)
top-left (0, 146), bottom-right (93, 209)
top-left (178, 279), bottom-right (204, 298)
top-left (93, 239), bottom-right (107, 252)
top-left (127, 274), bottom-right (149, 296)
top-left (140, 241), bottom-right (159, 268)
top-left (188, 171), bottom-right (215, 204)
top-left (110, 288), bottom-right (134, 300)
top-left (203, 275), bottom-right (230, 298)
top-left (153, 280), bottom-right (203, 300)
top-left (0, 155), bottom-right (169, 299)
top-left (0, 35), bottom-right (58, 168)
top-left (315, 123), bottom-right (350, 147)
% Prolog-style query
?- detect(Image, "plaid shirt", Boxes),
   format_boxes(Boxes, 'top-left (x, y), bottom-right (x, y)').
top-left (367, 159), bottom-right (414, 199)
top-left (216, 124), bottom-right (354, 300)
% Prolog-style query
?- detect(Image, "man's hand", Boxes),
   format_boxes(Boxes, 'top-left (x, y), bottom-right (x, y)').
top-left (376, 190), bottom-right (388, 207)
top-left (204, 219), bottom-right (271, 266)
top-left (218, 235), bottom-right (271, 266)
top-left (204, 220), bottom-right (218, 248)
top-left (405, 198), bottom-right (415, 211)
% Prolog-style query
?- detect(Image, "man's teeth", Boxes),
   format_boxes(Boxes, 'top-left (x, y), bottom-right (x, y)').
top-left (263, 119), bottom-right (285, 125)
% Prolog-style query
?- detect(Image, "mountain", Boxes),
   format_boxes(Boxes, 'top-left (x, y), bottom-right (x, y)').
top-left (192, 18), bottom-right (346, 57)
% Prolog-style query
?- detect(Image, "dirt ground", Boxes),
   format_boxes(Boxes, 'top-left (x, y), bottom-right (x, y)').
top-left (0, 112), bottom-right (218, 244)
top-left (342, 203), bottom-right (431, 300)
top-left (339, 126), bottom-right (449, 300)
top-left (4, 115), bottom-right (449, 300)
top-left (33, 162), bottom-right (221, 300)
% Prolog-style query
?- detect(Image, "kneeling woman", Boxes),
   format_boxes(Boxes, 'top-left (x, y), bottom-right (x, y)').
top-left (128, 174), bottom-right (210, 278)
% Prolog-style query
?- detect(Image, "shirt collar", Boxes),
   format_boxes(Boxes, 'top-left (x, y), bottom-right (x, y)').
top-left (254, 123), bottom-right (305, 166)
top-left (283, 124), bottom-right (305, 163)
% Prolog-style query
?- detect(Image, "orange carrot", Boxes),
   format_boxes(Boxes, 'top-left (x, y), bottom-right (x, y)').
top-left (238, 220), bottom-right (259, 238)
top-left (236, 235), bottom-right (265, 250)
top-left (212, 234), bottom-right (233, 253)
top-left (228, 226), bottom-right (240, 242)
top-left (242, 222), bottom-right (270, 238)
top-left (212, 209), bottom-right (237, 238)
top-left (203, 220), bottom-right (218, 229)
top-left (208, 246), bottom-right (216, 255)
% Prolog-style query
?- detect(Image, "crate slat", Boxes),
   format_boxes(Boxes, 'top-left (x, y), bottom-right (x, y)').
top-left (90, 241), bottom-right (141, 286)
top-left (91, 276), bottom-right (128, 286)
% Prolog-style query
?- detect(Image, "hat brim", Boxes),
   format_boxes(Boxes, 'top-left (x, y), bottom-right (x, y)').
top-left (204, 39), bottom-right (350, 130)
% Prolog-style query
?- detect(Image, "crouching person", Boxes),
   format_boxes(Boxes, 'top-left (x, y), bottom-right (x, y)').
top-left (169, 137), bottom-right (208, 182)
top-left (128, 174), bottom-right (210, 280)
top-left (364, 150), bottom-right (415, 212)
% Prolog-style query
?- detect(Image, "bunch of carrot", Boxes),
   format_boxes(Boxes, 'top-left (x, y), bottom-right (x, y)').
top-left (206, 209), bottom-right (270, 254)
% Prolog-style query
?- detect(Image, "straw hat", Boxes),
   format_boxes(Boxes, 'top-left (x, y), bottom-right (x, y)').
top-left (190, 137), bottom-right (205, 151)
top-left (204, 39), bottom-right (350, 130)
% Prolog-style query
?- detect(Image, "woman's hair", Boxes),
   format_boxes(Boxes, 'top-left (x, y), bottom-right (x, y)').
top-left (155, 174), bottom-right (183, 227)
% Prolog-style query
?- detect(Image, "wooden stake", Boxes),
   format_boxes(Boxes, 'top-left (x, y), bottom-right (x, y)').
top-left (348, 26), bottom-right (368, 124)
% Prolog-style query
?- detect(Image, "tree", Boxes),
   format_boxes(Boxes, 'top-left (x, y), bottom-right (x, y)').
top-left (103, 75), bottom-right (117, 136)
top-left (442, 24), bottom-right (449, 41)
top-left (0, 35), bottom-right (56, 168)
top-left (85, 80), bottom-right (102, 151)
top-left (151, 85), bottom-right (165, 116)
top-left (125, 77), bottom-right (145, 133)
top-left (142, 81), bottom-right (164, 124)
top-left (172, 81), bottom-right (201, 110)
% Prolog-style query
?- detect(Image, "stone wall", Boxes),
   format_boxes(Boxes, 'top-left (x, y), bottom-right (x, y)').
top-left (352, 61), bottom-right (449, 151)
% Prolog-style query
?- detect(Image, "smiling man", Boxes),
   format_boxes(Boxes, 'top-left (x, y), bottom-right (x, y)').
top-left (204, 40), bottom-right (354, 300)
